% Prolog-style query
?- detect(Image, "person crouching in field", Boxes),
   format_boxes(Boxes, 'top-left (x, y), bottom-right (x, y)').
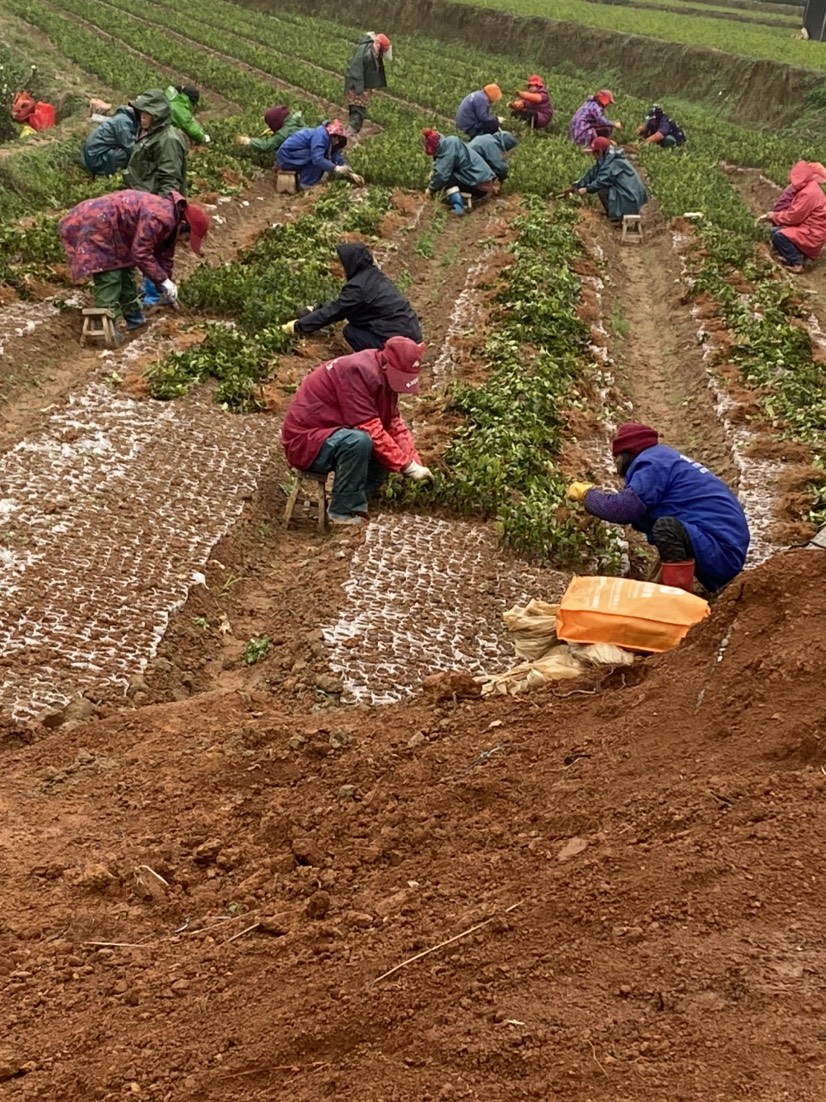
top-left (569, 89), bottom-right (621, 148)
top-left (235, 104), bottom-right (305, 165)
top-left (636, 104), bottom-right (685, 148)
top-left (568, 136), bottom-right (647, 223)
top-left (59, 189), bottom-right (210, 339)
top-left (455, 84), bottom-right (504, 139)
top-left (281, 337), bottom-right (433, 526)
top-left (757, 161), bottom-right (826, 274)
top-left (276, 119), bottom-right (364, 190)
top-left (469, 131), bottom-right (517, 183)
top-left (566, 422), bottom-right (750, 593)
top-left (165, 84), bottom-right (210, 146)
top-left (508, 75), bottom-right (553, 130)
top-left (423, 129), bottom-right (497, 215)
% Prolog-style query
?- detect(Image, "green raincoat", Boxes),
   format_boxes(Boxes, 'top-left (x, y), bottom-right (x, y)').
top-left (345, 34), bottom-right (388, 96)
top-left (247, 111), bottom-right (305, 164)
top-left (572, 148), bottom-right (648, 221)
top-left (123, 89), bottom-right (188, 197)
top-left (165, 85), bottom-right (205, 144)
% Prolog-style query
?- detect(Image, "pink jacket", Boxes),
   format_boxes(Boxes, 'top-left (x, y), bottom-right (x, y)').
top-left (770, 161), bottom-right (826, 259)
top-left (281, 349), bottom-right (420, 472)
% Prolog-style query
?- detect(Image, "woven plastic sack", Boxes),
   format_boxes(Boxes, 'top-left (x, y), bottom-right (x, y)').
top-left (556, 575), bottom-right (709, 653)
top-left (502, 598), bottom-right (560, 661)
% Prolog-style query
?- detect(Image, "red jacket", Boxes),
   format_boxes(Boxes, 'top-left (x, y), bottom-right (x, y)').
top-left (770, 161), bottom-right (826, 259)
top-left (281, 349), bottom-right (420, 472)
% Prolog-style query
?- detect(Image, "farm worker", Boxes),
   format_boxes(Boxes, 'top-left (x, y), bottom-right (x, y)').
top-left (276, 120), bottom-right (364, 190)
top-left (281, 242), bottom-right (422, 351)
top-left (344, 31), bottom-right (392, 136)
top-left (423, 129), bottom-right (497, 215)
top-left (566, 422), bottom-right (750, 593)
top-left (165, 85), bottom-right (210, 145)
top-left (468, 131), bottom-right (518, 183)
top-left (455, 84), bottom-right (504, 139)
top-left (281, 336), bottom-right (432, 526)
top-left (569, 89), bottom-right (621, 148)
top-left (122, 89), bottom-right (188, 197)
top-left (756, 161), bottom-right (826, 274)
top-left (235, 104), bottom-right (305, 164)
top-left (58, 189), bottom-right (210, 338)
top-left (81, 101), bottom-right (140, 177)
top-left (11, 91), bottom-right (56, 134)
top-left (636, 104), bottom-right (685, 148)
top-left (569, 137), bottom-right (647, 223)
top-left (508, 74), bottom-right (553, 130)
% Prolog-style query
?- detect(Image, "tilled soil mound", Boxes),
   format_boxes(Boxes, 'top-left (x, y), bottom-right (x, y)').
top-left (1, 549), bottom-right (825, 1100)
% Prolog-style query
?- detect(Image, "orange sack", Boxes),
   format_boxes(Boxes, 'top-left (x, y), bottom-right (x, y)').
top-left (556, 575), bottom-right (709, 653)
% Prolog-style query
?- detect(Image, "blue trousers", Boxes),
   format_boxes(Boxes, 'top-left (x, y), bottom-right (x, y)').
top-left (343, 324), bottom-right (385, 352)
top-left (309, 428), bottom-right (387, 516)
top-left (771, 228), bottom-right (804, 268)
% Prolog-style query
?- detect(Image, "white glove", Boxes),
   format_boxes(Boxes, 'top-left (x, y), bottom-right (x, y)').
top-left (349, 172), bottom-right (365, 187)
top-left (203, 134), bottom-right (211, 144)
top-left (333, 164), bottom-right (350, 176)
top-left (160, 279), bottom-right (178, 303)
top-left (403, 460), bottom-right (433, 481)
top-left (497, 116), bottom-right (506, 125)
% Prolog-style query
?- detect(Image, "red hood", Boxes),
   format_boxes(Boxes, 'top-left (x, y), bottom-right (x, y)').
top-left (789, 160), bottom-right (826, 189)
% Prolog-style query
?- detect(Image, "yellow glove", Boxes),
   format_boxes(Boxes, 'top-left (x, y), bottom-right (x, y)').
top-left (566, 481), bottom-right (594, 503)
top-left (281, 320), bottom-right (296, 335)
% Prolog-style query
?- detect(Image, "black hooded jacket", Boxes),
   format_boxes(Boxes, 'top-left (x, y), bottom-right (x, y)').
top-left (295, 243), bottom-right (422, 343)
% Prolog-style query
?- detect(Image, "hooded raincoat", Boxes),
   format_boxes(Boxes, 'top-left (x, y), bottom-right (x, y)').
top-left (296, 243), bottom-right (422, 344)
top-left (344, 33), bottom-right (388, 96)
top-left (276, 124), bottom-right (347, 189)
top-left (769, 161), bottom-right (826, 259)
top-left (122, 89), bottom-right (188, 197)
top-left (281, 348), bottom-right (420, 473)
top-left (573, 148), bottom-right (648, 221)
top-left (165, 86), bottom-right (205, 144)
top-left (81, 105), bottom-right (139, 177)
top-left (427, 135), bottom-right (497, 195)
top-left (640, 106), bottom-right (685, 146)
top-left (569, 96), bottom-right (616, 147)
top-left (455, 90), bottom-right (500, 138)
top-left (58, 189), bottom-right (186, 287)
top-left (468, 131), bottom-right (517, 181)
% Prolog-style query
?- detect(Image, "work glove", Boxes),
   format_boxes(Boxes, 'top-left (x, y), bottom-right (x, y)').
top-left (613, 120), bottom-right (623, 130)
top-left (403, 460), bottom-right (433, 481)
top-left (281, 320), bottom-right (296, 335)
top-left (577, 187), bottom-right (588, 195)
top-left (203, 134), bottom-right (211, 144)
top-left (235, 135), bottom-right (251, 146)
top-left (160, 279), bottom-right (178, 304)
top-left (333, 164), bottom-right (351, 176)
top-left (349, 172), bottom-right (365, 187)
top-left (755, 213), bottom-right (770, 225)
top-left (497, 116), bottom-right (506, 125)
top-left (566, 481), bottom-right (594, 503)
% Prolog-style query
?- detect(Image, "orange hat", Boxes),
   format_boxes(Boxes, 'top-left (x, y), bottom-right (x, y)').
top-left (375, 33), bottom-right (391, 52)
top-left (483, 83), bottom-right (502, 103)
top-left (527, 74), bottom-right (543, 86)
top-left (595, 89), bottom-right (615, 106)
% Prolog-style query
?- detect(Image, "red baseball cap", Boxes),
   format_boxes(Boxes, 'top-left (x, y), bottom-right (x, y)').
top-left (183, 203), bottom-right (210, 256)
top-left (382, 337), bottom-right (426, 394)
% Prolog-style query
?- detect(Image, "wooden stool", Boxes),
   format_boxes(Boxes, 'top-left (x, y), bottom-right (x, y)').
top-left (621, 214), bottom-right (643, 245)
top-left (81, 308), bottom-right (118, 347)
top-left (275, 170), bottom-right (299, 194)
top-left (283, 469), bottom-right (328, 531)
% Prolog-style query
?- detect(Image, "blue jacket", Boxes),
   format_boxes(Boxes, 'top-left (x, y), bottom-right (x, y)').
top-left (276, 124), bottom-right (346, 188)
top-left (427, 136), bottom-right (496, 194)
top-left (455, 90), bottom-right (500, 139)
top-left (469, 131), bottom-right (517, 181)
top-left (624, 445), bottom-right (749, 590)
top-left (81, 105), bottom-right (138, 177)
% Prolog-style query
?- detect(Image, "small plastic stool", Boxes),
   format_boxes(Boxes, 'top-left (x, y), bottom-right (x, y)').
top-left (283, 469), bottom-right (328, 531)
top-left (621, 214), bottom-right (643, 245)
top-left (460, 192), bottom-right (474, 211)
top-left (275, 170), bottom-right (299, 194)
top-left (80, 308), bottom-right (118, 347)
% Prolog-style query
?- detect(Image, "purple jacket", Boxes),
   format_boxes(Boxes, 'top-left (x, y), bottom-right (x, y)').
top-left (569, 97), bottom-right (615, 147)
top-left (59, 189), bottom-right (183, 285)
top-left (455, 90), bottom-right (500, 139)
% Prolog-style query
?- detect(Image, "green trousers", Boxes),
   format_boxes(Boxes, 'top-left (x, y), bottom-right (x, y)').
top-left (93, 267), bottom-right (140, 321)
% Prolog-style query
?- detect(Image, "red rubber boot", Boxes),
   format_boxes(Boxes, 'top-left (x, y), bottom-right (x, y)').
top-left (660, 559), bottom-right (695, 592)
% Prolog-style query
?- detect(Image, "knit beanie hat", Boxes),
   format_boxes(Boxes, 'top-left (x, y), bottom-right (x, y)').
top-left (264, 105), bottom-right (289, 133)
top-left (422, 128), bottom-right (441, 156)
top-left (591, 136), bottom-right (612, 153)
top-left (612, 422), bottom-right (658, 457)
top-left (484, 83), bottom-right (502, 103)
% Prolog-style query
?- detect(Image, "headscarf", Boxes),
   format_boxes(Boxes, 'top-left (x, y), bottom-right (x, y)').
top-left (594, 89), bottom-right (615, 107)
top-left (325, 119), bottom-right (347, 137)
top-left (423, 128), bottom-right (441, 156)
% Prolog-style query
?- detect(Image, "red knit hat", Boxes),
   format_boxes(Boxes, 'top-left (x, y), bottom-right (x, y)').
top-left (612, 422), bottom-right (658, 457)
top-left (422, 128), bottom-right (441, 156)
top-left (591, 136), bottom-right (612, 153)
top-left (264, 105), bottom-right (289, 133)
top-left (182, 203), bottom-right (210, 256)
top-left (382, 337), bottom-right (426, 394)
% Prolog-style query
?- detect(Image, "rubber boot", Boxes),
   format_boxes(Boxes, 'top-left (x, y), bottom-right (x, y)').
top-left (660, 559), bottom-right (695, 592)
top-left (124, 309), bottom-right (146, 331)
top-left (446, 186), bottom-right (465, 216)
top-left (142, 278), bottom-right (160, 307)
